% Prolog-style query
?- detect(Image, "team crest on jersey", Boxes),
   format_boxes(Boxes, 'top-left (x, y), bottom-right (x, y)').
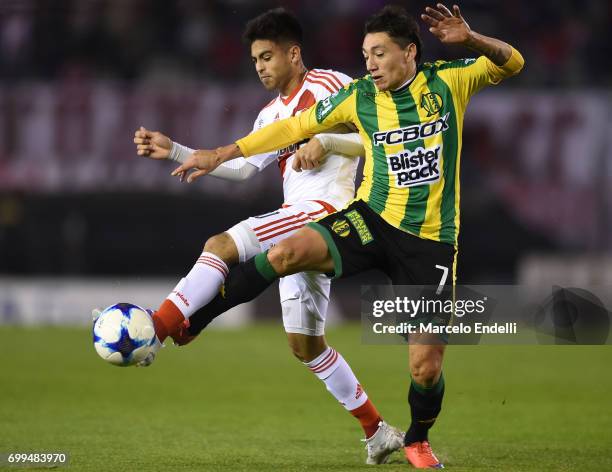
top-left (331, 219), bottom-right (350, 237)
top-left (420, 92), bottom-right (443, 117)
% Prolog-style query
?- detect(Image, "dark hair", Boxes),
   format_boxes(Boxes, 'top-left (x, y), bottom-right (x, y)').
top-left (365, 5), bottom-right (423, 63)
top-left (243, 8), bottom-right (303, 46)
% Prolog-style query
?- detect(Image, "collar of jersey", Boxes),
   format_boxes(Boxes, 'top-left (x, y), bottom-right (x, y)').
top-left (389, 65), bottom-right (421, 96)
top-left (280, 70), bottom-right (309, 106)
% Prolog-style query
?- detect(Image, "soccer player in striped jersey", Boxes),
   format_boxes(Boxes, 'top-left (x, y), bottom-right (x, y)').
top-left (167, 4), bottom-right (524, 468)
top-left (133, 8), bottom-right (403, 465)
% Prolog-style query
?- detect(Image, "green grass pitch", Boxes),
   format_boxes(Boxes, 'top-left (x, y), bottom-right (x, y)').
top-left (1, 324), bottom-right (611, 471)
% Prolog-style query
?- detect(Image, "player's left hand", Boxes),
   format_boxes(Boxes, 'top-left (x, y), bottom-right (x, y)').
top-left (171, 149), bottom-right (221, 183)
top-left (292, 137), bottom-right (326, 172)
top-left (421, 4), bottom-right (471, 45)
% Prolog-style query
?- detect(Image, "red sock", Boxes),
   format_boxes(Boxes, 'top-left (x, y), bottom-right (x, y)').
top-left (152, 300), bottom-right (185, 343)
top-left (350, 399), bottom-right (382, 438)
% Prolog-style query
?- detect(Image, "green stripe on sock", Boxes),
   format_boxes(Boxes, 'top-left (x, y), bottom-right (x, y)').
top-left (411, 372), bottom-right (445, 396)
top-left (254, 251), bottom-right (279, 283)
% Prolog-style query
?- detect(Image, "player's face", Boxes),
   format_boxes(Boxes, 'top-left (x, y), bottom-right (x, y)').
top-left (362, 32), bottom-right (417, 91)
top-left (250, 39), bottom-right (294, 92)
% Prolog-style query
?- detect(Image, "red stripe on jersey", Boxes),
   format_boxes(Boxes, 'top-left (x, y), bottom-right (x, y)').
top-left (308, 70), bottom-right (339, 89)
top-left (252, 212), bottom-right (306, 232)
top-left (280, 73), bottom-right (308, 106)
top-left (312, 200), bottom-right (337, 214)
top-left (305, 77), bottom-right (335, 94)
top-left (279, 157), bottom-right (288, 178)
top-left (292, 90), bottom-right (316, 116)
top-left (312, 350), bottom-right (339, 373)
top-left (310, 70), bottom-right (343, 90)
top-left (312, 69), bottom-right (345, 89)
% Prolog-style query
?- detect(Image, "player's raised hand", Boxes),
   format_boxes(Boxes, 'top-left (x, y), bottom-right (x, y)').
top-left (421, 4), bottom-right (471, 45)
top-left (133, 126), bottom-right (172, 159)
top-left (171, 149), bottom-right (221, 183)
top-left (292, 137), bottom-right (326, 172)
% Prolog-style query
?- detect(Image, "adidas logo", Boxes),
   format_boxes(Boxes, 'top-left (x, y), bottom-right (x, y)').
top-left (355, 383), bottom-right (364, 399)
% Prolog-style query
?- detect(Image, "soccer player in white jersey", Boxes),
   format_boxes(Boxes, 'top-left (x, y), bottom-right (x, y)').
top-left (133, 8), bottom-right (402, 464)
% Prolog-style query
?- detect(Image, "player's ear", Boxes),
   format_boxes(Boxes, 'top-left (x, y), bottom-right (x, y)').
top-left (289, 44), bottom-right (301, 64)
top-left (405, 43), bottom-right (417, 62)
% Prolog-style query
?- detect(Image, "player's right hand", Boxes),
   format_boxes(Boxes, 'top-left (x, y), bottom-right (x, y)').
top-left (134, 126), bottom-right (172, 159)
top-left (171, 149), bottom-right (221, 183)
top-left (293, 137), bottom-right (326, 172)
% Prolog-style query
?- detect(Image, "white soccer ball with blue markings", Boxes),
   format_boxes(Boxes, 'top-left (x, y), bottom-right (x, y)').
top-left (93, 303), bottom-right (158, 366)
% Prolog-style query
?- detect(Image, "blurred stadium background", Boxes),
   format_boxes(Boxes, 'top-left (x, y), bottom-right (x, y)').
top-left (0, 0), bottom-right (610, 324)
top-left (1, 2), bottom-right (611, 471)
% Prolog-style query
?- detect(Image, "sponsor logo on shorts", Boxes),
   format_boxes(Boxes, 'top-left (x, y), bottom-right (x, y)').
top-left (420, 92), bottom-right (443, 117)
top-left (345, 210), bottom-right (373, 245)
top-left (331, 219), bottom-right (350, 237)
top-left (388, 145), bottom-right (441, 188)
top-left (372, 112), bottom-right (449, 147)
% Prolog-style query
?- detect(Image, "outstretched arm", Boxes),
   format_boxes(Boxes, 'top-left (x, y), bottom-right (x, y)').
top-left (169, 141), bottom-right (258, 182)
top-left (421, 3), bottom-right (512, 66)
top-left (133, 127), bottom-right (257, 182)
top-left (173, 82), bottom-right (357, 182)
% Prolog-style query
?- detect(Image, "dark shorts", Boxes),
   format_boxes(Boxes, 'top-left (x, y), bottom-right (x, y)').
top-left (308, 199), bottom-right (457, 343)
top-left (307, 199), bottom-right (457, 286)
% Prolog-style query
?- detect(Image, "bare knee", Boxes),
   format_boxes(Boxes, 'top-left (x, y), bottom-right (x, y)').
top-left (268, 240), bottom-right (307, 275)
top-left (203, 232), bottom-right (238, 265)
top-left (287, 334), bottom-right (327, 363)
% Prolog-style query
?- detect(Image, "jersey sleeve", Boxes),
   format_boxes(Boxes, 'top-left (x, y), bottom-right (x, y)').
top-left (437, 46), bottom-right (524, 106)
top-left (237, 81), bottom-right (358, 158)
top-left (243, 111), bottom-right (278, 170)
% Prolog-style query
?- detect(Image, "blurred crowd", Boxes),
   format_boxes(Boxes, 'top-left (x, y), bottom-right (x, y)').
top-left (0, 0), bottom-right (610, 279)
top-left (1, 0), bottom-right (611, 87)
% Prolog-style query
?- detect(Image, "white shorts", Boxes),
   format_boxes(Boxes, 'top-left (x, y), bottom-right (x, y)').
top-left (226, 200), bottom-right (336, 336)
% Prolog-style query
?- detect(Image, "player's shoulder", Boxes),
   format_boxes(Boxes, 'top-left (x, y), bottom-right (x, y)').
top-left (311, 68), bottom-right (352, 85)
top-left (349, 75), bottom-right (377, 94)
top-left (420, 57), bottom-right (482, 75)
top-left (260, 96), bottom-right (278, 112)
top-left (257, 96), bottom-right (280, 116)
top-left (305, 68), bottom-right (352, 97)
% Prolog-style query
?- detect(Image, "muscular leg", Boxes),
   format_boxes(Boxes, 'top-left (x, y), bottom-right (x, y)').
top-left (286, 333), bottom-right (328, 362)
top-left (286, 331), bottom-right (383, 439)
top-left (405, 341), bottom-right (446, 445)
top-left (409, 342), bottom-right (445, 387)
top-left (187, 227), bottom-right (334, 336)
top-left (152, 231), bottom-right (237, 341)
top-left (203, 232), bottom-right (239, 265)
top-left (267, 226), bottom-right (335, 275)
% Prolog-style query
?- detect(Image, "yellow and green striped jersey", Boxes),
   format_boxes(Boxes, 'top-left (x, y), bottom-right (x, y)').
top-left (237, 48), bottom-right (524, 246)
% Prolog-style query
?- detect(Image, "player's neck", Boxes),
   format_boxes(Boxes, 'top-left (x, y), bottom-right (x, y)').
top-left (279, 67), bottom-right (308, 98)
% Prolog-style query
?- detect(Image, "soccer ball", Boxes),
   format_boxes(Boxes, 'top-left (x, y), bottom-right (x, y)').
top-left (93, 303), bottom-right (158, 367)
